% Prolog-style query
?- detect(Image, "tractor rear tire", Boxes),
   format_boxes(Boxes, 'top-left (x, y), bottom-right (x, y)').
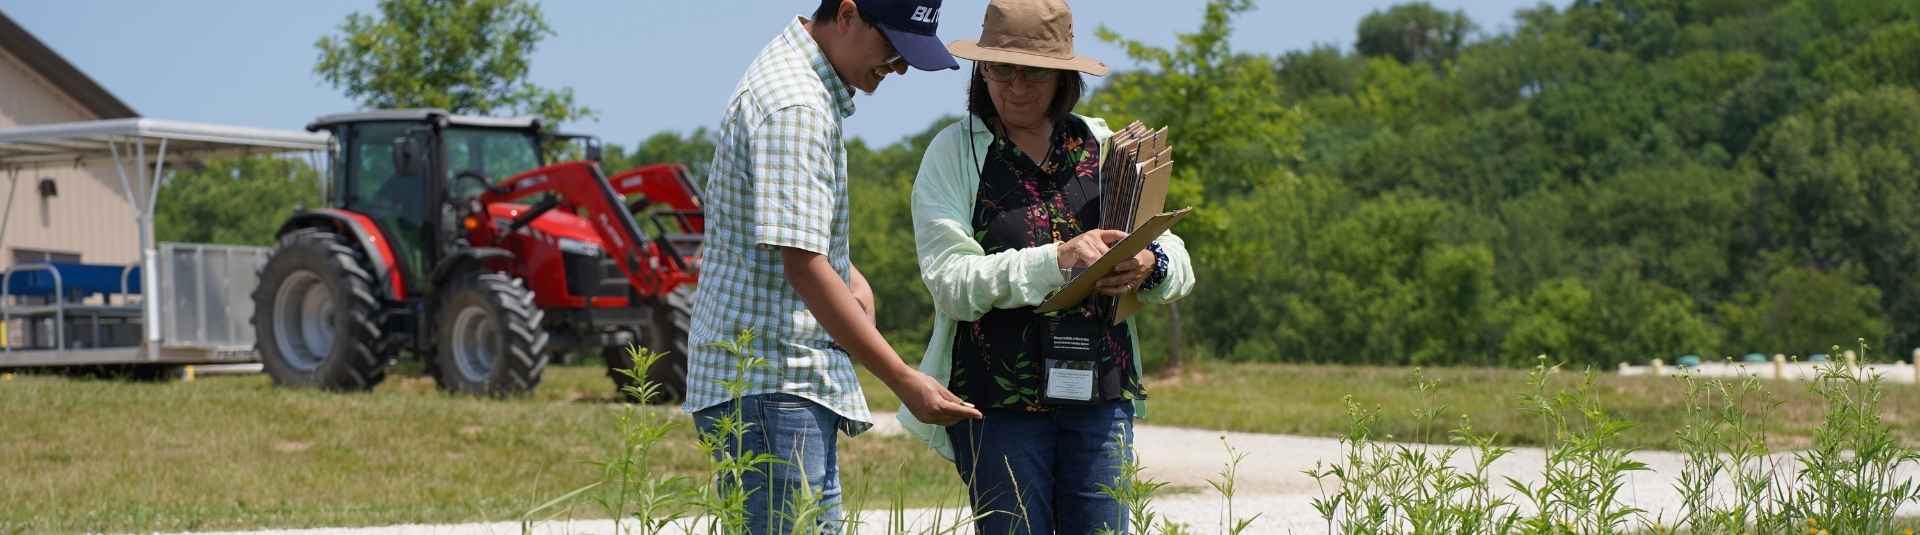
top-left (253, 229), bottom-right (388, 391)
top-left (431, 271), bottom-right (549, 397)
top-left (608, 285), bottom-right (691, 404)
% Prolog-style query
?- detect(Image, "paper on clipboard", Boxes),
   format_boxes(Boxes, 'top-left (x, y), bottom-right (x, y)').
top-left (1036, 207), bottom-right (1192, 316)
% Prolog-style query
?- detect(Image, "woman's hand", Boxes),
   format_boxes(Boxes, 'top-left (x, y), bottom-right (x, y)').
top-left (1096, 248), bottom-right (1155, 296)
top-left (1057, 229), bottom-right (1128, 270)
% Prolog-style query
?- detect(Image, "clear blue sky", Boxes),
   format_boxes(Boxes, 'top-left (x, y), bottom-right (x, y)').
top-left (0, 1), bottom-right (1553, 147)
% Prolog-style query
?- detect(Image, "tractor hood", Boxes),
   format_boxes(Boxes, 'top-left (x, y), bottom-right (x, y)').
top-left (486, 202), bottom-right (603, 246)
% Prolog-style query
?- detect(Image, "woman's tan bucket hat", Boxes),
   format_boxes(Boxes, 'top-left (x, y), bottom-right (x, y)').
top-left (947, 0), bottom-right (1109, 76)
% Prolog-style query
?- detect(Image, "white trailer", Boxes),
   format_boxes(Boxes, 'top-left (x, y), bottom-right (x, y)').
top-left (0, 118), bottom-right (328, 371)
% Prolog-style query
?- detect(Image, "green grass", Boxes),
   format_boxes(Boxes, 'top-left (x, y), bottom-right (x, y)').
top-left (1138, 359), bottom-right (1920, 451)
top-left (0, 364), bottom-right (964, 533)
top-left (861, 359), bottom-right (1920, 451)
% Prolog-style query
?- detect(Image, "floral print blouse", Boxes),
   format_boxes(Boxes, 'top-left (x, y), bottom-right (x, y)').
top-left (949, 115), bottom-right (1144, 411)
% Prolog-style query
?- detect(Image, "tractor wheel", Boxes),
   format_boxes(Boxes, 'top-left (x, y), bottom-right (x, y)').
top-left (252, 229), bottom-right (388, 390)
top-left (431, 271), bottom-right (549, 397)
top-left (608, 285), bottom-right (692, 404)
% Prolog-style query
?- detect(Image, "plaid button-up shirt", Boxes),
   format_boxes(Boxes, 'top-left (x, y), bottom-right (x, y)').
top-left (683, 17), bottom-right (871, 436)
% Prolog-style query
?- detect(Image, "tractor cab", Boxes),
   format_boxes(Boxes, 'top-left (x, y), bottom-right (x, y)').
top-left (306, 110), bottom-right (582, 295)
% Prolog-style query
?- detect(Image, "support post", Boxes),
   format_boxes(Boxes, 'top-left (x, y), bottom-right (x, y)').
top-left (0, 168), bottom-right (18, 258)
top-left (133, 139), bottom-right (163, 360)
top-left (146, 139), bottom-right (168, 359)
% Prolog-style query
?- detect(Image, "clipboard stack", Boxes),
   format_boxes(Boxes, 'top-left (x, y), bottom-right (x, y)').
top-left (1098, 122), bottom-right (1174, 234)
top-left (1039, 121), bottom-right (1190, 324)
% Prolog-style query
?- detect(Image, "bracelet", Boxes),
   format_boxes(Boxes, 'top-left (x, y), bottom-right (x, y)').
top-left (1137, 242), bottom-right (1170, 292)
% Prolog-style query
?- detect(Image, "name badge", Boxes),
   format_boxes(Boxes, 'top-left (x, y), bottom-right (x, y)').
top-left (1044, 359), bottom-right (1095, 402)
top-left (1041, 317), bottom-right (1102, 405)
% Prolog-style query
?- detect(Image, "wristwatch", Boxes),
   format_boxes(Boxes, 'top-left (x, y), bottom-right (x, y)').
top-left (1138, 242), bottom-right (1170, 292)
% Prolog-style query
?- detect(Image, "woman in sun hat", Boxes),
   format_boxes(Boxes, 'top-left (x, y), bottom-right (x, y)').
top-left (897, 0), bottom-right (1196, 532)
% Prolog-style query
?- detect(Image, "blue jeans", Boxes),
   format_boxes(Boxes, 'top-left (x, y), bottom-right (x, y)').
top-left (693, 393), bottom-right (844, 535)
top-left (946, 400), bottom-right (1135, 535)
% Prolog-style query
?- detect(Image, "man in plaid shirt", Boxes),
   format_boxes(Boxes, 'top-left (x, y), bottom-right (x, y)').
top-left (685, 0), bottom-right (980, 532)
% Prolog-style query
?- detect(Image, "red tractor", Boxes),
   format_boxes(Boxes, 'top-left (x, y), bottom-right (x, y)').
top-left (252, 110), bottom-right (701, 400)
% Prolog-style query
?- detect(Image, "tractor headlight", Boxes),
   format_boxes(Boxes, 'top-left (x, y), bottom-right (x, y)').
top-left (556, 237), bottom-right (601, 257)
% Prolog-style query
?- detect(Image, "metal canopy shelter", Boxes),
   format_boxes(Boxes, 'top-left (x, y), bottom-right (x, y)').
top-left (0, 118), bottom-right (329, 165)
top-left (0, 118), bottom-right (330, 364)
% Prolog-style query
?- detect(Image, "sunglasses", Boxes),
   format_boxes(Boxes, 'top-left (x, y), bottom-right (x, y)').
top-left (865, 16), bottom-right (907, 72)
top-left (981, 62), bottom-right (1059, 83)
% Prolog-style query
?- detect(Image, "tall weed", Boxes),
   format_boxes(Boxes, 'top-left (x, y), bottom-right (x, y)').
top-left (1780, 343), bottom-right (1920, 533)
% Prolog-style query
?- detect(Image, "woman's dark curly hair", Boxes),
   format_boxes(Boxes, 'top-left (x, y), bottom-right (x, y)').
top-left (965, 63), bottom-right (1085, 125)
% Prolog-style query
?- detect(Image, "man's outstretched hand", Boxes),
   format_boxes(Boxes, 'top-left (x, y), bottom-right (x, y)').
top-left (893, 370), bottom-right (982, 426)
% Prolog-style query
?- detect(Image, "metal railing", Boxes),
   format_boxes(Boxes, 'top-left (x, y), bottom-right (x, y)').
top-left (2, 263), bottom-right (67, 352)
top-left (158, 243), bottom-right (270, 349)
top-left (0, 263), bottom-right (142, 352)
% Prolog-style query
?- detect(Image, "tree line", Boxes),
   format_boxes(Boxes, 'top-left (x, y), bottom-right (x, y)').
top-left (162, 0), bottom-right (1920, 369)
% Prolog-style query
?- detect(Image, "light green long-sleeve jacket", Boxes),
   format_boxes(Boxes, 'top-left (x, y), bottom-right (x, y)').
top-left (897, 113), bottom-right (1197, 461)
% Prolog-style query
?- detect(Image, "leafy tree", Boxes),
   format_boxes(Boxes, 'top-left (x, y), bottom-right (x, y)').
top-left (1717, 256), bottom-right (1887, 358)
top-left (314, 0), bottom-right (591, 125)
top-left (1275, 45), bottom-right (1365, 100)
top-left (1814, 21), bottom-right (1920, 91)
top-left (1201, 189), bottom-right (1502, 365)
top-left (1498, 262), bottom-right (1720, 367)
top-left (1355, 2), bottom-right (1477, 67)
top-left (1498, 278), bottom-right (1598, 365)
top-left (1083, 0), bottom-right (1303, 201)
top-left (1570, 164), bottom-right (1752, 298)
top-left (599, 129), bottom-right (718, 183)
top-left (1322, 106), bottom-right (1560, 206)
top-left (630, 129), bottom-right (717, 178)
top-left (1306, 193), bottom-right (1499, 365)
top-left (846, 121), bottom-right (953, 354)
top-left (156, 157), bottom-right (325, 246)
top-left (1558, 0), bottom-right (1684, 59)
top-left (1598, 268), bottom-right (1721, 365)
top-left (1187, 173), bottom-right (1355, 361)
top-left (1744, 87), bottom-right (1920, 350)
top-left (1648, 50), bottom-right (1767, 158)
top-left (1081, 0), bottom-right (1308, 369)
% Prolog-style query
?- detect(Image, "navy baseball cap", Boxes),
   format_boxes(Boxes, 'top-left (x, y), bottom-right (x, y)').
top-left (855, 0), bottom-right (960, 71)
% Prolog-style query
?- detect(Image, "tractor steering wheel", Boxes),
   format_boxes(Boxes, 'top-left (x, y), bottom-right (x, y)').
top-left (452, 170), bottom-right (502, 199)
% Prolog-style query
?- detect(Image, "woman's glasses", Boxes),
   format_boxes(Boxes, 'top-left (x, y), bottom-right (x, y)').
top-left (981, 62), bottom-right (1059, 83)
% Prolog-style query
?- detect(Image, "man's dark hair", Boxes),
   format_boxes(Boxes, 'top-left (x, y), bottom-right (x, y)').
top-left (966, 64), bottom-right (1085, 124)
top-left (814, 0), bottom-right (878, 25)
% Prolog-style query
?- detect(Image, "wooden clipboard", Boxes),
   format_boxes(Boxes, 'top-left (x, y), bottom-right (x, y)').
top-left (1036, 207), bottom-right (1191, 318)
